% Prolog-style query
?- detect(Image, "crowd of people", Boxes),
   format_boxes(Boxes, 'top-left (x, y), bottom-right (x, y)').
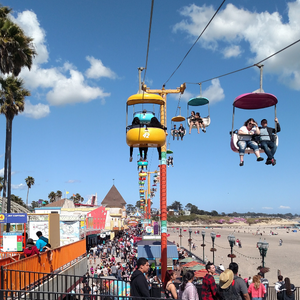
top-left (80, 226), bottom-right (295, 300)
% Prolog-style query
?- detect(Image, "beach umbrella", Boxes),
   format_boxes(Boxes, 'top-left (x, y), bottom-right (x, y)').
top-left (187, 265), bottom-right (205, 271)
top-left (182, 261), bottom-right (201, 268)
top-left (180, 257), bottom-right (199, 263)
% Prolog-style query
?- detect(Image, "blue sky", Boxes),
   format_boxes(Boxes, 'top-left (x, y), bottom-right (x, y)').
top-left (1, 0), bottom-right (300, 214)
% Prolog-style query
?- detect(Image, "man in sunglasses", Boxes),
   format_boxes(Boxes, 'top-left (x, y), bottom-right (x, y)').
top-left (259, 118), bottom-right (281, 166)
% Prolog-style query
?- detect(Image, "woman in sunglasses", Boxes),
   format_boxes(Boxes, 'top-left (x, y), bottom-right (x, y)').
top-left (237, 118), bottom-right (264, 166)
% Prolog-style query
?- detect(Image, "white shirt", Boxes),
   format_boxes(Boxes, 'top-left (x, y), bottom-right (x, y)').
top-left (238, 125), bottom-right (256, 141)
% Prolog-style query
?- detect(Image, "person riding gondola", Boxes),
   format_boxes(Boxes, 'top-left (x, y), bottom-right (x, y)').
top-left (237, 118), bottom-right (264, 166)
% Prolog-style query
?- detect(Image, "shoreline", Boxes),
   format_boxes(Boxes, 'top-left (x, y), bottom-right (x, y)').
top-left (167, 224), bottom-right (300, 286)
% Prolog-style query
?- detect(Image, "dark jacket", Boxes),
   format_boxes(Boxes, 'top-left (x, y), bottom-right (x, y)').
top-left (130, 269), bottom-right (150, 298)
top-left (259, 122), bottom-right (281, 142)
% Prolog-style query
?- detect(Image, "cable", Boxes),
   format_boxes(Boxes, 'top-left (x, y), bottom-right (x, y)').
top-left (143, 0), bottom-right (155, 83)
top-left (164, 0), bottom-right (226, 86)
top-left (186, 37), bottom-right (300, 85)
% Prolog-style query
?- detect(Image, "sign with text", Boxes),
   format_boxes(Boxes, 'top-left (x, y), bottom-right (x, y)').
top-left (0, 213), bottom-right (27, 223)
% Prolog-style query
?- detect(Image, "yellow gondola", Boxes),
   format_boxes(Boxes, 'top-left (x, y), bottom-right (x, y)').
top-left (126, 93), bottom-right (167, 148)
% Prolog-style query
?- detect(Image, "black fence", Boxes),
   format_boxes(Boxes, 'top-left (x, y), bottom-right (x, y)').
top-left (0, 268), bottom-right (162, 299)
top-left (2, 268), bottom-right (300, 300)
top-left (0, 290), bottom-right (163, 300)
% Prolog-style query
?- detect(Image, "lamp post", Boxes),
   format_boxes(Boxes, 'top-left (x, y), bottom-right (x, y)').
top-left (179, 226), bottom-right (182, 247)
top-left (188, 228), bottom-right (192, 252)
top-left (201, 230), bottom-right (206, 262)
top-left (227, 234), bottom-right (236, 262)
top-left (257, 239), bottom-right (269, 269)
top-left (210, 232), bottom-right (216, 264)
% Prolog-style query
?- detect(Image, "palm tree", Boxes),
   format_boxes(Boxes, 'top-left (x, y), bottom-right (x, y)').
top-left (48, 191), bottom-right (56, 203)
top-left (25, 176), bottom-right (34, 207)
top-left (0, 9), bottom-right (36, 76)
top-left (0, 176), bottom-right (3, 193)
top-left (56, 190), bottom-right (62, 200)
top-left (0, 76), bottom-right (30, 214)
top-left (70, 193), bottom-right (84, 204)
top-left (0, 6), bottom-right (36, 199)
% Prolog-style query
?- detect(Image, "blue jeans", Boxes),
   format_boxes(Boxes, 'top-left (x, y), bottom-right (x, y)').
top-left (252, 298), bottom-right (262, 300)
top-left (260, 140), bottom-right (277, 160)
top-left (237, 140), bottom-right (259, 155)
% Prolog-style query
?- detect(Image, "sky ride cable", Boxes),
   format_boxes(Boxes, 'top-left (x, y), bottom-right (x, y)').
top-left (143, 0), bottom-right (155, 84)
top-left (185, 37), bottom-right (300, 85)
top-left (163, 0), bottom-right (226, 87)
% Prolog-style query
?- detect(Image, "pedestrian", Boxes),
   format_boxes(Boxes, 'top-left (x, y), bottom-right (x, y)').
top-left (258, 272), bottom-right (269, 300)
top-left (201, 261), bottom-right (218, 300)
top-left (179, 270), bottom-right (199, 300)
top-left (163, 270), bottom-right (178, 299)
top-left (130, 257), bottom-right (150, 298)
top-left (82, 282), bottom-right (91, 300)
top-left (248, 275), bottom-right (266, 300)
top-left (229, 262), bottom-right (250, 300)
top-left (279, 277), bottom-right (296, 300)
top-left (275, 275), bottom-right (284, 299)
top-left (218, 269), bottom-right (240, 300)
top-left (24, 238), bottom-right (39, 257)
top-left (36, 231), bottom-right (49, 252)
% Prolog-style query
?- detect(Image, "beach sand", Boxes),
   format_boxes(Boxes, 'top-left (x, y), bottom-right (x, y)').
top-left (167, 223), bottom-right (300, 286)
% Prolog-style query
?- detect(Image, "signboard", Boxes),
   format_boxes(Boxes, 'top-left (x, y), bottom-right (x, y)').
top-left (3, 232), bottom-right (23, 252)
top-left (29, 221), bottom-right (49, 242)
top-left (60, 221), bottom-right (80, 246)
top-left (0, 213), bottom-right (27, 223)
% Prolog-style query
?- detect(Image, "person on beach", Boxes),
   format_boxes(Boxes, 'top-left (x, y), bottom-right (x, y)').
top-left (163, 270), bottom-right (178, 299)
top-left (229, 262), bottom-right (250, 300)
top-left (248, 275), bottom-right (266, 300)
top-left (201, 261), bottom-right (218, 300)
top-left (179, 270), bottom-right (199, 300)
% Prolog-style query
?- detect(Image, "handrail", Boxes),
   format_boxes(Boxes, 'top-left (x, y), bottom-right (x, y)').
top-left (2, 239), bottom-right (86, 290)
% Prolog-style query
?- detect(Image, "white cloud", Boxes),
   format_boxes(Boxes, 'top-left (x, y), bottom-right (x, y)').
top-left (47, 69), bottom-right (110, 106)
top-left (279, 205), bottom-right (291, 209)
top-left (223, 45), bottom-right (242, 58)
top-left (173, 1), bottom-right (300, 89)
top-left (12, 10), bottom-right (115, 111)
top-left (66, 179), bottom-right (81, 183)
top-left (85, 56), bottom-right (116, 79)
top-left (12, 183), bottom-right (27, 190)
top-left (202, 79), bottom-right (224, 103)
top-left (11, 11), bottom-right (48, 65)
top-left (0, 168), bottom-right (3, 176)
top-left (22, 100), bottom-right (50, 119)
top-left (262, 207), bottom-right (273, 210)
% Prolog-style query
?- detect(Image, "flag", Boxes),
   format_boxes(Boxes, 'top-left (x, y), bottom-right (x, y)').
top-left (66, 191), bottom-right (69, 194)
top-left (73, 194), bottom-right (75, 197)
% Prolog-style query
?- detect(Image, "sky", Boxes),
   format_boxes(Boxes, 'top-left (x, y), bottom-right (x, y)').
top-left (0, 0), bottom-right (300, 214)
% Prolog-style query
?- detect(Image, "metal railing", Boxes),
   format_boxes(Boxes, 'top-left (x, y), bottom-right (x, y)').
top-left (0, 290), bottom-right (164, 300)
top-left (0, 268), bottom-right (163, 298)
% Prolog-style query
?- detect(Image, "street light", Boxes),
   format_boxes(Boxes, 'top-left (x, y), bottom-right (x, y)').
top-left (188, 228), bottom-right (192, 252)
top-left (201, 230), bottom-right (206, 262)
top-left (227, 234), bottom-right (236, 263)
top-left (179, 227), bottom-right (183, 247)
top-left (257, 239), bottom-right (269, 269)
top-left (210, 232), bottom-right (216, 264)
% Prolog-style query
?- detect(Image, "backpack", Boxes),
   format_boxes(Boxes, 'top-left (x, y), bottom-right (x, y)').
top-left (218, 284), bottom-right (240, 300)
top-left (40, 236), bottom-right (51, 248)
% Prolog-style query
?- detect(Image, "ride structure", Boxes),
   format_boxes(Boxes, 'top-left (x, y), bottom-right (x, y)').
top-left (230, 65), bottom-right (279, 154)
top-left (141, 82), bottom-right (186, 280)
